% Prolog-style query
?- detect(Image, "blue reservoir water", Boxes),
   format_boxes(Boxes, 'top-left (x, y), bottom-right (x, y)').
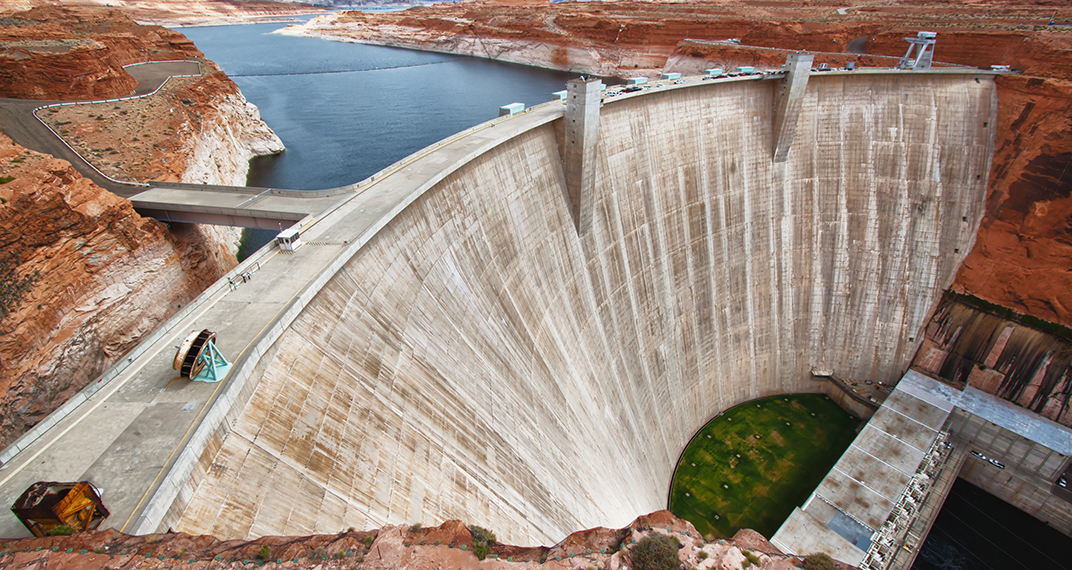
top-left (181, 21), bottom-right (576, 192)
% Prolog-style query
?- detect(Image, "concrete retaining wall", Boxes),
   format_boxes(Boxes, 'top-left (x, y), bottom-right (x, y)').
top-left (959, 459), bottom-right (1072, 535)
top-left (173, 73), bottom-right (996, 544)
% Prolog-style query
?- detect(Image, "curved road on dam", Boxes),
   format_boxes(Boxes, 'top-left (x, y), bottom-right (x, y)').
top-left (0, 66), bottom-right (997, 542)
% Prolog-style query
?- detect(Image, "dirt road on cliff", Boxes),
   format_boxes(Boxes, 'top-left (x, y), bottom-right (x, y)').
top-left (0, 61), bottom-right (202, 198)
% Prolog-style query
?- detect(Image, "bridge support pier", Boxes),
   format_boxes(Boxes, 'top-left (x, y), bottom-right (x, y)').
top-left (772, 53), bottom-right (813, 163)
top-left (563, 77), bottom-right (602, 235)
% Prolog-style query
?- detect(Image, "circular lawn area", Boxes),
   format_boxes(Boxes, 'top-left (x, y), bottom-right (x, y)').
top-left (668, 394), bottom-right (859, 539)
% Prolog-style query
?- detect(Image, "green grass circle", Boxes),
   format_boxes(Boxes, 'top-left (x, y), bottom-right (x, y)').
top-left (668, 394), bottom-right (859, 539)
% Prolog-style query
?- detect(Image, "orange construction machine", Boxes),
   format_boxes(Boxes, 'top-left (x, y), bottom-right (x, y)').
top-left (10, 481), bottom-right (110, 537)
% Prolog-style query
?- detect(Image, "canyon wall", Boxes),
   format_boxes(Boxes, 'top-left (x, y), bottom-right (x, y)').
top-left (0, 134), bottom-right (235, 449)
top-left (0, 6), bottom-right (203, 101)
top-left (914, 295), bottom-right (1072, 426)
top-left (0, 90), bottom-right (282, 449)
top-left (171, 73), bottom-right (995, 545)
top-left (178, 75), bottom-right (286, 188)
top-left (0, 7), bottom-right (284, 449)
top-left (0, 511), bottom-right (805, 570)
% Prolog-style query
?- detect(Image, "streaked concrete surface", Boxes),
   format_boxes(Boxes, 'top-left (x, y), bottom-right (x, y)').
top-left (171, 71), bottom-right (995, 544)
top-left (0, 69), bottom-right (997, 545)
top-left (0, 97), bottom-right (565, 540)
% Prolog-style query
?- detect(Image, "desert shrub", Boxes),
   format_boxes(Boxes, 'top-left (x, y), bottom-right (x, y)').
top-left (803, 553), bottom-right (837, 570)
top-left (257, 545), bottom-right (271, 561)
top-left (629, 534), bottom-right (681, 570)
top-left (698, 550), bottom-right (709, 560)
top-left (743, 550), bottom-right (762, 567)
top-left (410, 522), bottom-right (422, 532)
top-left (469, 525), bottom-right (497, 560)
top-left (47, 524), bottom-right (75, 536)
top-left (1, 263), bottom-right (40, 318)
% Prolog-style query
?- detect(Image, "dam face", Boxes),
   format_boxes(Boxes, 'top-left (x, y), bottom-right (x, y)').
top-left (172, 73), bottom-right (996, 544)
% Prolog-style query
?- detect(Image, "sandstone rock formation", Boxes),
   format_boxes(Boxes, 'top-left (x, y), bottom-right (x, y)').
top-left (0, 5), bottom-right (203, 101)
top-left (0, 511), bottom-right (809, 570)
top-left (0, 6), bottom-right (284, 449)
top-left (40, 71), bottom-right (285, 186)
top-left (952, 73), bottom-right (1072, 326)
top-left (0, 0), bottom-right (327, 29)
top-left (280, 0), bottom-right (1072, 330)
top-left (913, 295), bottom-right (1072, 426)
top-left (0, 133), bottom-right (236, 450)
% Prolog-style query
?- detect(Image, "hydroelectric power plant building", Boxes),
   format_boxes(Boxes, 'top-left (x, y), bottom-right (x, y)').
top-left (2, 53), bottom-right (1070, 569)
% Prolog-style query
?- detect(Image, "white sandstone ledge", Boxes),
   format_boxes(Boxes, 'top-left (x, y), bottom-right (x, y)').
top-left (180, 89), bottom-right (285, 253)
top-left (275, 20), bottom-right (671, 77)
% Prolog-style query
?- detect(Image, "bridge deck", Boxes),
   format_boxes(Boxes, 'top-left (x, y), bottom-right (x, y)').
top-left (130, 185), bottom-right (348, 229)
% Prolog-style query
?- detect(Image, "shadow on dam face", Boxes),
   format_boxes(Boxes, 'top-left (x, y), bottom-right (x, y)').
top-left (172, 73), bottom-right (998, 544)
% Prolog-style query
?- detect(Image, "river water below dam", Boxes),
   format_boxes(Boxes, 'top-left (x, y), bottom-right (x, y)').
top-left (913, 479), bottom-right (1072, 570)
top-left (181, 18), bottom-right (577, 256)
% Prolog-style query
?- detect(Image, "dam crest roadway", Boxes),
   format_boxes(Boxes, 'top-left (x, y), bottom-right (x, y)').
top-left (0, 65), bottom-right (1000, 554)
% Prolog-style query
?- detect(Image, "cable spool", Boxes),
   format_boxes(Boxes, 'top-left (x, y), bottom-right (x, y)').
top-left (174, 329), bottom-right (217, 379)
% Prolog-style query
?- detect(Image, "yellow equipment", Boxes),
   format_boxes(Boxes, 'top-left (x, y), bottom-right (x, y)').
top-left (10, 481), bottom-right (110, 537)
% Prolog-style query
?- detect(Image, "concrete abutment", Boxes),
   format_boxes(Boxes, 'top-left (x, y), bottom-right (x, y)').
top-left (772, 53), bottom-right (813, 162)
top-left (562, 77), bottom-right (602, 235)
top-left (165, 72), bottom-right (997, 545)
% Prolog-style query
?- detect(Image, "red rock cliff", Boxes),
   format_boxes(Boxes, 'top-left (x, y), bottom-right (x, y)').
top-left (0, 512), bottom-right (822, 570)
top-left (0, 5), bottom-right (203, 101)
top-left (0, 133), bottom-right (236, 449)
top-left (0, 6), bottom-right (283, 450)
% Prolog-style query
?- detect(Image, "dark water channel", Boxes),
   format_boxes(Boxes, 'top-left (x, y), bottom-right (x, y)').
top-left (912, 479), bottom-right (1071, 570)
top-left (180, 18), bottom-right (578, 256)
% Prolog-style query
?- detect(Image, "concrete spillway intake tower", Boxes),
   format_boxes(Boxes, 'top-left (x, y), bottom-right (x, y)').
top-left (772, 53), bottom-right (813, 162)
top-left (563, 77), bottom-right (602, 235)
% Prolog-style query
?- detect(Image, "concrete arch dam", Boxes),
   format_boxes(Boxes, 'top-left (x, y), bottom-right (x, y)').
top-left (169, 71), bottom-right (996, 544)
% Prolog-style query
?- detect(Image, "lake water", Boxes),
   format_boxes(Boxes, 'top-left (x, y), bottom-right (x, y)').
top-left (181, 19), bottom-right (578, 255)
